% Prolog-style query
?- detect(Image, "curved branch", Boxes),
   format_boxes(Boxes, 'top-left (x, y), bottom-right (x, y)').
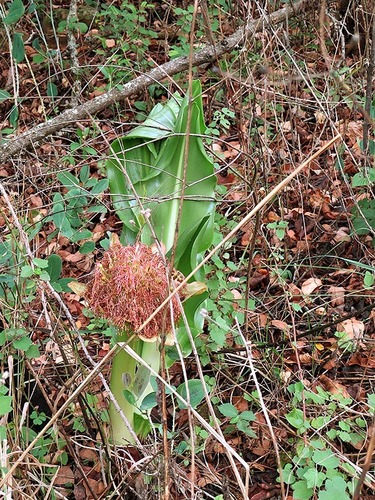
top-left (0, 0), bottom-right (314, 163)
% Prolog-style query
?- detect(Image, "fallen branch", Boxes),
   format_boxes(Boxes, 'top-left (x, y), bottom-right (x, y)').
top-left (0, 0), bottom-right (315, 163)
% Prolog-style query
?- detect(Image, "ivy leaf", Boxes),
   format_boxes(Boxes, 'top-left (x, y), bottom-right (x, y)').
top-left (312, 450), bottom-right (340, 470)
top-left (318, 477), bottom-right (350, 500)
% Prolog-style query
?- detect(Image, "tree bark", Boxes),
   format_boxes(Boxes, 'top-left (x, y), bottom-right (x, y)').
top-left (0, 0), bottom-right (315, 163)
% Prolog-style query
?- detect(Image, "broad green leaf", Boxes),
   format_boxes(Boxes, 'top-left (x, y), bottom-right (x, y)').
top-left (47, 254), bottom-right (62, 282)
top-left (218, 403), bottom-right (238, 418)
top-left (318, 477), bottom-right (350, 499)
top-left (107, 80), bottom-right (216, 334)
top-left (12, 32), bottom-right (25, 62)
top-left (303, 468), bottom-right (326, 488)
top-left (33, 257), bottom-right (49, 268)
top-left (312, 450), bottom-right (340, 470)
top-left (13, 336), bottom-right (32, 351)
top-left (286, 408), bottom-right (305, 429)
top-left (3, 0), bottom-right (25, 25)
top-left (291, 479), bottom-right (314, 500)
top-left (91, 178), bottom-right (108, 194)
top-left (0, 396), bottom-right (12, 416)
top-left (176, 379), bottom-right (207, 409)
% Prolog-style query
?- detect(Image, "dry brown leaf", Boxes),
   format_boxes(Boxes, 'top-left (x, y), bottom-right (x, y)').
top-left (54, 466), bottom-right (75, 486)
top-left (270, 319), bottom-right (290, 332)
top-left (337, 318), bottom-right (365, 341)
top-left (301, 277), bottom-right (322, 295)
top-left (328, 286), bottom-right (345, 307)
top-left (318, 374), bottom-right (351, 398)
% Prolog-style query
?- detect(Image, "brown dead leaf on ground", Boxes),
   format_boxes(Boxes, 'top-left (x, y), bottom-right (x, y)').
top-left (301, 277), bottom-right (322, 295)
top-left (327, 286), bottom-right (346, 309)
top-left (337, 318), bottom-right (365, 342)
top-left (317, 374), bottom-right (351, 399)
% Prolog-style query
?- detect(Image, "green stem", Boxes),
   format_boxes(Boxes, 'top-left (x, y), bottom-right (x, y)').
top-left (109, 334), bottom-right (139, 445)
top-left (109, 334), bottom-right (161, 445)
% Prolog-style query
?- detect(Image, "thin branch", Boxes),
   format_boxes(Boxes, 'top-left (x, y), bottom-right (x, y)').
top-left (0, 0), bottom-right (315, 164)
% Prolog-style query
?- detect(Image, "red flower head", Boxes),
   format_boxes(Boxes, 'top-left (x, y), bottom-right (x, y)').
top-left (87, 243), bottom-right (181, 341)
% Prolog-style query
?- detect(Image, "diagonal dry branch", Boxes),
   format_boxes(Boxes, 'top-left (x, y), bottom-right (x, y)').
top-left (0, 0), bottom-right (316, 163)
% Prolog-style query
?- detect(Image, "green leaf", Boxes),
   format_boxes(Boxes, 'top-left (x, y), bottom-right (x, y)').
top-left (0, 90), bottom-right (11, 103)
top-left (91, 178), bottom-right (108, 194)
top-left (13, 336), bottom-right (32, 351)
top-left (291, 479), bottom-right (314, 500)
top-left (318, 477), bottom-right (350, 499)
top-left (303, 468), bottom-right (326, 488)
top-left (312, 450), bottom-right (340, 470)
top-left (3, 0), bottom-right (25, 25)
top-left (33, 258), bottom-right (49, 268)
top-left (25, 344), bottom-right (40, 359)
top-left (176, 379), bottom-right (208, 409)
top-left (57, 172), bottom-right (79, 187)
top-left (139, 392), bottom-right (157, 411)
top-left (286, 408), bottom-right (306, 430)
top-left (47, 254), bottom-right (62, 282)
top-left (368, 393), bottom-right (375, 415)
top-left (236, 419), bottom-right (257, 437)
top-left (0, 396), bottom-right (12, 416)
top-left (9, 105), bottom-right (19, 128)
top-left (218, 403), bottom-right (238, 418)
top-left (364, 271), bottom-right (375, 288)
top-left (47, 81), bottom-right (58, 98)
top-left (12, 32), bottom-right (25, 62)
top-left (79, 241), bottom-right (95, 254)
top-left (20, 265), bottom-right (33, 278)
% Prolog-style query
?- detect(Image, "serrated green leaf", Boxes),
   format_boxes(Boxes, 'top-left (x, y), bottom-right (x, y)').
top-left (312, 450), bottom-right (340, 469)
top-left (20, 265), bottom-right (33, 278)
top-left (303, 468), bottom-right (326, 488)
top-left (13, 336), bottom-right (32, 351)
top-left (318, 476), bottom-right (350, 499)
top-left (291, 479), bottom-right (314, 500)
top-left (25, 344), bottom-right (40, 359)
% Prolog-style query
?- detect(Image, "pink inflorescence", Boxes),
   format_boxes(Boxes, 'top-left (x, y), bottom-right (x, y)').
top-left (87, 243), bottom-right (181, 340)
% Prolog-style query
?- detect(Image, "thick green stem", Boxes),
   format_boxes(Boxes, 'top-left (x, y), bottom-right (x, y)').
top-left (109, 334), bottom-right (139, 445)
top-left (109, 334), bottom-right (161, 445)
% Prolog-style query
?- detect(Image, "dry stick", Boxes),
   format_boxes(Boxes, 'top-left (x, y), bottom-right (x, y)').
top-left (0, 0), bottom-right (314, 164)
top-left (353, 425), bottom-right (375, 500)
top-left (162, 2), bottom-right (200, 498)
top-left (136, 134), bottom-right (342, 336)
top-left (363, 8), bottom-right (375, 154)
top-left (0, 343), bottom-right (119, 490)
top-left (235, 318), bottom-right (286, 500)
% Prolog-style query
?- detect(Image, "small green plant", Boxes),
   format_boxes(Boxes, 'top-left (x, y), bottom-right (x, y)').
top-left (46, 165), bottom-right (108, 250)
top-left (218, 402), bottom-right (257, 437)
top-left (279, 382), bottom-right (373, 499)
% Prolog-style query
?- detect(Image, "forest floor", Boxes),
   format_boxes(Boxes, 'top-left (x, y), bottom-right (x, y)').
top-left (0, 1), bottom-right (374, 499)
